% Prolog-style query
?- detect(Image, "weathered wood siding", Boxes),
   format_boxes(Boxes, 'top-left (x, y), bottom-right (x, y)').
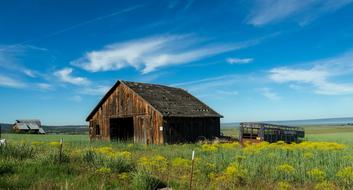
top-left (88, 83), bottom-right (164, 144)
top-left (163, 117), bottom-right (220, 144)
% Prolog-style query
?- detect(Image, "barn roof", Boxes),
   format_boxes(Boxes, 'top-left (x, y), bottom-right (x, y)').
top-left (14, 119), bottom-right (44, 132)
top-left (16, 120), bottom-right (41, 126)
top-left (86, 80), bottom-right (222, 121)
top-left (15, 123), bottom-right (30, 130)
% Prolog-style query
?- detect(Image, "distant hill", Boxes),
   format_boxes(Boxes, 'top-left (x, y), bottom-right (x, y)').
top-left (221, 117), bottom-right (353, 128)
top-left (0, 123), bottom-right (88, 134)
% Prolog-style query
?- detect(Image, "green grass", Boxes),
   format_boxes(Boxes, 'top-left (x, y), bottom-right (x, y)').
top-left (2, 133), bottom-right (88, 143)
top-left (0, 125), bottom-right (352, 190)
top-left (307, 132), bottom-right (353, 144)
top-left (221, 125), bottom-right (353, 144)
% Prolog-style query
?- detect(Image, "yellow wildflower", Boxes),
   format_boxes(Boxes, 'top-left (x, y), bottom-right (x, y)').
top-left (336, 166), bottom-right (353, 185)
top-left (218, 142), bottom-right (240, 149)
top-left (117, 172), bottom-right (129, 181)
top-left (138, 155), bottom-right (168, 174)
top-left (31, 141), bottom-right (44, 146)
top-left (116, 151), bottom-right (132, 160)
top-left (314, 181), bottom-right (337, 190)
top-left (277, 164), bottom-right (295, 173)
top-left (201, 144), bottom-right (218, 152)
top-left (49, 141), bottom-right (60, 147)
top-left (307, 168), bottom-right (326, 181)
top-left (172, 157), bottom-right (190, 168)
top-left (277, 181), bottom-right (291, 190)
top-left (303, 152), bottom-right (314, 160)
top-left (96, 167), bottom-right (111, 174)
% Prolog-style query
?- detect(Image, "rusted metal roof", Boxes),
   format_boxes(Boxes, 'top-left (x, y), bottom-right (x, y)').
top-left (86, 80), bottom-right (222, 121)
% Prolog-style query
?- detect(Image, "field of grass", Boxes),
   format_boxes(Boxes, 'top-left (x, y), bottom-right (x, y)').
top-left (0, 126), bottom-right (352, 190)
top-left (222, 125), bottom-right (353, 144)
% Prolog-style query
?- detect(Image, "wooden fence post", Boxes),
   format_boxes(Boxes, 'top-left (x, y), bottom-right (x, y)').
top-left (59, 138), bottom-right (63, 163)
top-left (189, 150), bottom-right (195, 190)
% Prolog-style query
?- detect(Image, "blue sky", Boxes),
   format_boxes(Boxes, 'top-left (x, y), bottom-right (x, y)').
top-left (1, 0), bottom-right (353, 125)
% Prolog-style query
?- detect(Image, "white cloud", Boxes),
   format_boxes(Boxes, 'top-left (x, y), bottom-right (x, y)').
top-left (36, 83), bottom-right (53, 90)
top-left (0, 45), bottom-right (48, 78)
top-left (226, 57), bottom-right (253, 64)
top-left (269, 67), bottom-right (328, 83)
top-left (0, 75), bottom-right (26, 88)
top-left (54, 68), bottom-right (90, 85)
top-left (257, 87), bottom-right (281, 100)
top-left (79, 85), bottom-right (110, 96)
top-left (269, 50), bottom-right (353, 95)
top-left (247, 0), bottom-right (353, 26)
top-left (70, 95), bottom-right (83, 102)
top-left (217, 90), bottom-right (239, 96)
top-left (73, 35), bottom-right (258, 74)
top-left (23, 69), bottom-right (37, 78)
top-left (173, 74), bottom-right (241, 92)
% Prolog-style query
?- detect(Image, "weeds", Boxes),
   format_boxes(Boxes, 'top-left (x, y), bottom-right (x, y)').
top-left (0, 138), bottom-right (352, 189)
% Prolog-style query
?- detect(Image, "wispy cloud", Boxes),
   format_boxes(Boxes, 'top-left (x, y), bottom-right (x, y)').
top-left (269, 50), bottom-right (353, 95)
top-left (0, 75), bottom-right (26, 88)
top-left (54, 68), bottom-right (90, 85)
top-left (70, 95), bottom-right (83, 102)
top-left (257, 87), bottom-right (281, 100)
top-left (1, 4), bottom-right (145, 49)
top-left (79, 85), bottom-right (110, 96)
top-left (247, 0), bottom-right (353, 26)
top-left (226, 57), bottom-right (253, 64)
top-left (0, 45), bottom-right (49, 78)
top-left (73, 34), bottom-right (261, 74)
top-left (36, 83), bottom-right (53, 91)
top-left (216, 90), bottom-right (239, 96)
top-left (172, 74), bottom-right (241, 92)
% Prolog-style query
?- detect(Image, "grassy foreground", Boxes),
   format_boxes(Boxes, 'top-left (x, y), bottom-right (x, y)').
top-left (1, 127), bottom-right (353, 190)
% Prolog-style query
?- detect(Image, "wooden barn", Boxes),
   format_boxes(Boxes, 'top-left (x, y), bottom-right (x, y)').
top-left (86, 80), bottom-right (222, 144)
top-left (13, 120), bottom-right (46, 134)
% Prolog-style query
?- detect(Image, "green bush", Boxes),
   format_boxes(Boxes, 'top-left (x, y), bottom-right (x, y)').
top-left (40, 151), bottom-right (70, 164)
top-left (0, 160), bottom-right (15, 175)
top-left (132, 170), bottom-right (167, 190)
top-left (0, 144), bottom-right (35, 160)
top-left (107, 157), bottom-right (135, 173)
top-left (83, 149), bottom-right (96, 164)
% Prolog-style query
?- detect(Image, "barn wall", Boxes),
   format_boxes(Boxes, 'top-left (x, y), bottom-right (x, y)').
top-left (163, 117), bottom-right (220, 144)
top-left (88, 83), bottom-right (164, 144)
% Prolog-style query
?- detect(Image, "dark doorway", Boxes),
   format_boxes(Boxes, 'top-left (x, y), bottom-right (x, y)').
top-left (110, 117), bottom-right (134, 141)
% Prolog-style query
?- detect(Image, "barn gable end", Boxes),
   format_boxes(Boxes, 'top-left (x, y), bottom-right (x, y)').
top-left (87, 81), bottom-right (164, 144)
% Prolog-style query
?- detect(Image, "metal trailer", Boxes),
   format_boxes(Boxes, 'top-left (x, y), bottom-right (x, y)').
top-left (239, 122), bottom-right (305, 143)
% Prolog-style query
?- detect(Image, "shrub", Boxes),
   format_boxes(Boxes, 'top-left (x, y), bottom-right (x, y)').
top-left (314, 181), bottom-right (337, 190)
top-left (107, 157), bottom-right (135, 173)
top-left (277, 181), bottom-right (291, 190)
top-left (336, 166), bottom-right (353, 187)
top-left (42, 151), bottom-right (70, 164)
top-left (83, 149), bottom-right (97, 164)
top-left (0, 160), bottom-right (15, 175)
top-left (307, 168), bottom-right (326, 182)
top-left (132, 170), bottom-right (166, 190)
top-left (0, 144), bottom-right (35, 160)
top-left (96, 167), bottom-right (111, 174)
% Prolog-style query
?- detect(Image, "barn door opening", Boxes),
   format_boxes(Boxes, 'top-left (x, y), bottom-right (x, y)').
top-left (110, 117), bottom-right (134, 141)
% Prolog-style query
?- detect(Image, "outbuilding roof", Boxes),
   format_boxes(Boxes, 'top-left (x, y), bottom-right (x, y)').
top-left (16, 120), bottom-right (41, 126)
top-left (14, 120), bottom-right (45, 133)
top-left (86, 80), bottom-right (222, 121)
